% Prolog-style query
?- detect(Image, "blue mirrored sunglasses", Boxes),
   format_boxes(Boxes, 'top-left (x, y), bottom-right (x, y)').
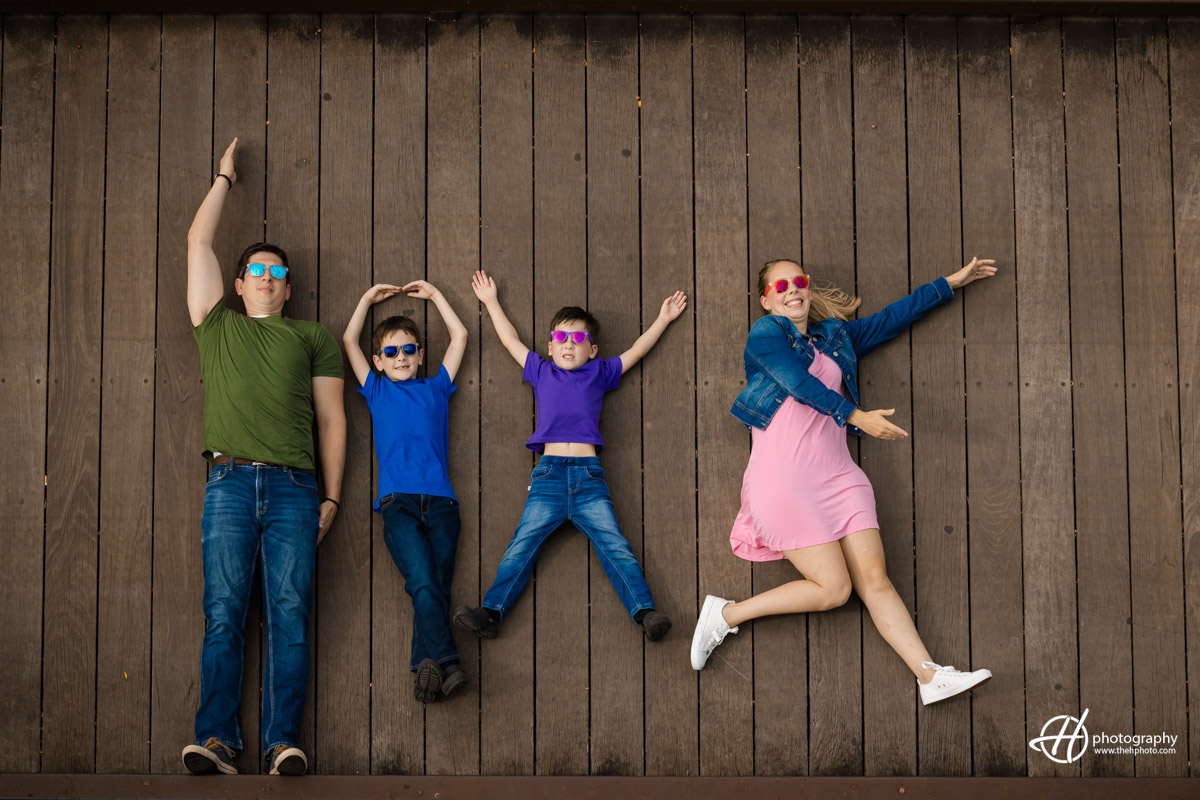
top-left (380, 344), bottom-right (419, 358)
top-left (242, 262), bottom-right (289, 280)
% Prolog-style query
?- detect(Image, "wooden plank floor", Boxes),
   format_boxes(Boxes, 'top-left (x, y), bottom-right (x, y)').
top-left (0, 12), bottom-right (1195, 779)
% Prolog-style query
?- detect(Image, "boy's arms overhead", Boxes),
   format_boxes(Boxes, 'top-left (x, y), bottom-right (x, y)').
top-left (342, 283), bottom-right (403, 387)
top-left (472, 270), bottom-right (530, 367)
top-left (187, 138), bottom-right (238, 327)
top-left (619, 291), bottom-right (687, 374)
top-left (404, 280), bottom-right (469, 382)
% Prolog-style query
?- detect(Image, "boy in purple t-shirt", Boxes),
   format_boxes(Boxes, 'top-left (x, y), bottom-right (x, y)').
top-left (453, 270), bottom-right (687, 642)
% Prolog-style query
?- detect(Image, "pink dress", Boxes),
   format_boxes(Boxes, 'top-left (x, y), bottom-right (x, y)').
top-left (729, 349), bottom-right (879, 561)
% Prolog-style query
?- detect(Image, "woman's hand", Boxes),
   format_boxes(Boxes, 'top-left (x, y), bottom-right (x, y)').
top-left (402, 279), bottom-right (440, 300)
top-left (471, 270), bottom-right (498, 302)
top-left (848, 408), bottom-right (908, 440)
top-left (219, 138), bottom-right (238, 185)
top-left (946, 256), bottom-right (997, 290)
top-left (658, 291), bottom-right (688, 323)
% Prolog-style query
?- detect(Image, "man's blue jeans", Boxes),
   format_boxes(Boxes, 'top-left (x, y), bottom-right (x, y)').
top-left (194, 462), bottom-right (319, 755)
top-left (380, 493), bottom-right (461, 670)
top-left (482, 456), bottom-right (655, 621)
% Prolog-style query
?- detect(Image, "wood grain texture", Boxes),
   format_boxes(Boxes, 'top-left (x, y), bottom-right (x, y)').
top-left (638, 13), bottom-right (699, 778)
top-left (151, 13), bottom-right (214, 773)
top-left (478, 11), bottom-right (536, 777)
top-left (693, 14), bottom-right (752, 777)
top-left (370, 11), bottom-right (427, 776)
top-left (852, 13), bottom-right (917, 778)
top-left (42, 13), bottom-right (107, 773)
top-left (1011, 16), bottom-right (1078, 778)
top-left (1062, 16), bottom-right (1132, 779)
top-left (0, 14), bottom-right (54, 774)
top-left (97, 14), bottom-right (161, 774)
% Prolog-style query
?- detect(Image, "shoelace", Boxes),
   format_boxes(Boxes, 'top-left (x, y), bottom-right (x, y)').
top-left (204, 738), bottom-right (234, 757)
top-left (922, 661), bottom-right (964, 684)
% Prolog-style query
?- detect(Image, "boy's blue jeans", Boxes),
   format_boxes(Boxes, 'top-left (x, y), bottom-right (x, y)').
top-left (194, 462), bottom-right (318, 755)
top-left (379, 493), bottom-right (461, 670)
top-left (482, 456), bottom-right (655, 621)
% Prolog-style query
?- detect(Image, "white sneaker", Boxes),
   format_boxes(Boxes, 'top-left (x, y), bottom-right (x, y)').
top-left (918, 661), bottom-right (992, 706)
top-left (690, 595), bottom-right (738, 670)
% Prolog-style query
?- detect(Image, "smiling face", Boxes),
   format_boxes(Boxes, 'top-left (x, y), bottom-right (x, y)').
top-left (373, 330), bottom-right (424, 381)
top-left (759, 260), bottom-right (811, 328)
top-left (234, 250), bottom-right (292, 316)
top-left (547, 319), bottom-right (598, 370)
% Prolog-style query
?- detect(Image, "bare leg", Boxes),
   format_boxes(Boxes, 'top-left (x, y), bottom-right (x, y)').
top-left (721, 541), bottom-right (852, 628)
top-left (838, 528), bottom-right (935, 682)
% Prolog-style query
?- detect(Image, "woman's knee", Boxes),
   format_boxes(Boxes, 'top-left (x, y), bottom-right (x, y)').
top-left (854, 566), bottom-right (894, 600)
top-left (815, 576), bottom-right (853, 610)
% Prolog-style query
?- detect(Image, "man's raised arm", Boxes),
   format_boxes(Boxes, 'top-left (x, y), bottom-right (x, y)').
top-left (187, 138), bottom-right (239, 327)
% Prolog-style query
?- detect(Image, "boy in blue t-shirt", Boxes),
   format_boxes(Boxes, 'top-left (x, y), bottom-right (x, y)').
top-left (343, 280), bottom-right (468, 703)
top-left (453, 269), bottom-right (687, 643)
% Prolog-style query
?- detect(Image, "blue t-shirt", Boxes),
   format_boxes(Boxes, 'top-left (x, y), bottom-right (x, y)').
top-left (359, 366), bottom-right (457, 507)
top-left (523, 351), bottom-right (623, 453)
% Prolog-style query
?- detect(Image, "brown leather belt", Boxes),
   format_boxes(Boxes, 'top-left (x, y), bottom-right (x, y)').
top-left (210, 455), bottom-right (316, 476)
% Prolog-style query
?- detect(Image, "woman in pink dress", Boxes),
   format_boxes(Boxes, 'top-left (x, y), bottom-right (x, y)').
top-left (690, 257), bottom-right (996, 706)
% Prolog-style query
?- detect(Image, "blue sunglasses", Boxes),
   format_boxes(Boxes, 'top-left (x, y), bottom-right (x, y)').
top-left (380, 344), bottom-right (419, 358)
top-left (241, 262), bottom-right (289, 280)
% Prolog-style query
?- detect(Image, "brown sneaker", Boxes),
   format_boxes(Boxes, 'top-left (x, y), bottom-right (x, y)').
top-left (266, 744), bottom-right (307, 776)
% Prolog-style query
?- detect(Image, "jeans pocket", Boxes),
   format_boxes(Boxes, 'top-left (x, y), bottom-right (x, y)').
top-left (379, 493), bottom-right (398, 510)
top-left (288, 470), bottom-right (318, 491)
top-left (531, 464), bottom-right (553, 480)
top-left (206, 465), bottom-right (230, 486)
top-left (585, 465), bottom-right (605, 481)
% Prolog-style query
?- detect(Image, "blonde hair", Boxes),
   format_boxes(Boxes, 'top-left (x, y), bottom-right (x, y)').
top-left (758, 259), bottom-right (861, 323)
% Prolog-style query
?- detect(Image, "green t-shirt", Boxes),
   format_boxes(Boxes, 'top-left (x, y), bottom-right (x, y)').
top-left (193, 303), bottom-right (343, 470)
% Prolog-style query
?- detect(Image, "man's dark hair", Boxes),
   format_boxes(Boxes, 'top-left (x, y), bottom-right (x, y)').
top-left (549, 306), bottom-right (599, 341)
top-left (236, 242), bottom-right (291, 284)
top-left (372, 315), bottom-right (423, 356)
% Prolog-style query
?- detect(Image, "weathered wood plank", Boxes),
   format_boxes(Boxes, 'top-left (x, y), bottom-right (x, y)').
top-left (585, 12), bottom-right (645, 776)
top-left (800, 14), bottom-right (863, 776)
top-left (958, 14), bottom-right (1025, 778)
top-left (1011, 16), bottom-right (1078, 778)
top-left (370, 11), bottom-right (427, 776)
top-left (97, 13), bottom-right (161, 774)
top-left (0, 13), bottom-right (54, 775)
top-left (424, 11), bottom-right (481, 778)
top-left (693, 13), bottom-right (752, 777)
top-left (851, 13), bottom-right (917, 778)
top-left (745, 14), bottom-right (808, 777)
top-left (639, 12), bottom-right (699, 778)
top-left (531, 12), bottom-right (589, 775)
top-left (42, 13), bottom-right (108, 773)
top-left (478, 11), bottom-right (536, 777)
top-left (1115, 17), bottom-right (1186, 778)
top-left (151, 12), bottom-right (214, 774)
top-left (1062, 15), bottom-right (1133, 779)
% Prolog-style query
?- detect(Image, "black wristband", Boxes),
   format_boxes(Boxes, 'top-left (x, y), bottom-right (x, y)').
top-left (215, 173), bottom-right (233, 188)
top-left (322, 496), bottom-right (341, 510)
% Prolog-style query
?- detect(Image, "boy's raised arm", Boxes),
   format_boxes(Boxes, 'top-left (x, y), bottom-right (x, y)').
top-left (404, 280), bottom-right (469, 382)
top-left (187, 138), bottom-right (239, 327)
top-left (619, 291), bottom-right (687, 374)
top-left (472, 270), bottom-right (529, 367)
top-left (343, 284), bottom-right (403, 387)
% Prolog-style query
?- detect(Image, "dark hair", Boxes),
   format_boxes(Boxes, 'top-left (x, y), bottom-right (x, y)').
top-left (237, 242), bottom-right (291, 283)
top-left (372, 315), bottom-right (423, 355)
top-left (549, 306), bottom-right (599, 340)
top-left (758, 258), bottom-right (861, 322)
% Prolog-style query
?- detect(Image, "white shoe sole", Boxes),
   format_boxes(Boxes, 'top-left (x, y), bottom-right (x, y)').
top-left (690, 595), bottom-right (723, 670)
top-left (920, 669), bottom-right (993, 706)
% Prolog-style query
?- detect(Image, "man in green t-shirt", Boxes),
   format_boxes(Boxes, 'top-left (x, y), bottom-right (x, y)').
top-left (181, 138), bottom-right (345, 778)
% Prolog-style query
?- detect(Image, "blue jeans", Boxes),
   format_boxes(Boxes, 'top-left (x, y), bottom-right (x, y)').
top-left (482, 456), bottom-right (655, 621)
top-left (194, 463), bottom-right (319, 754)
top-left (380, 493), bottom-right (461, 670)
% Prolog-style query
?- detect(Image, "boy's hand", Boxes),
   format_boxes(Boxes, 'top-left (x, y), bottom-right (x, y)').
top-left (219, 138), bottom-right (238, 184)
top-left (362, 283), bottom-right (403, 305)
top-left (471, 270), bottom-right (499, 302)
top-left (402, 279), bottom-right (440, 300)
top-left (658, 291), bottom-right (688, 323)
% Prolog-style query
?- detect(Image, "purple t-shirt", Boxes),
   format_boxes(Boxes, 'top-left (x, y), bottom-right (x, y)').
top-left (523, 351), bottom-right (623, 453)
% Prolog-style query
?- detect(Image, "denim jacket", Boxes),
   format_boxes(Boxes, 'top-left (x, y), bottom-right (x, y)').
top-left (731, 277), bottom-right (954, 434)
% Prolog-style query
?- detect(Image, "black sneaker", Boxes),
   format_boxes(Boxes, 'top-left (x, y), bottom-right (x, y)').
top-left (182, 737), bottom-right (237, 775)
top-left (642, 611), bottom-right (673, 642)
top-left (266, 745), bottom-right (307, 776)
top-left (441, 663), bottom-right (467, 697)
top-left (453, 605), bottom-right (498, 639)
top-left (413, 658), bottom-right (443, 704)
